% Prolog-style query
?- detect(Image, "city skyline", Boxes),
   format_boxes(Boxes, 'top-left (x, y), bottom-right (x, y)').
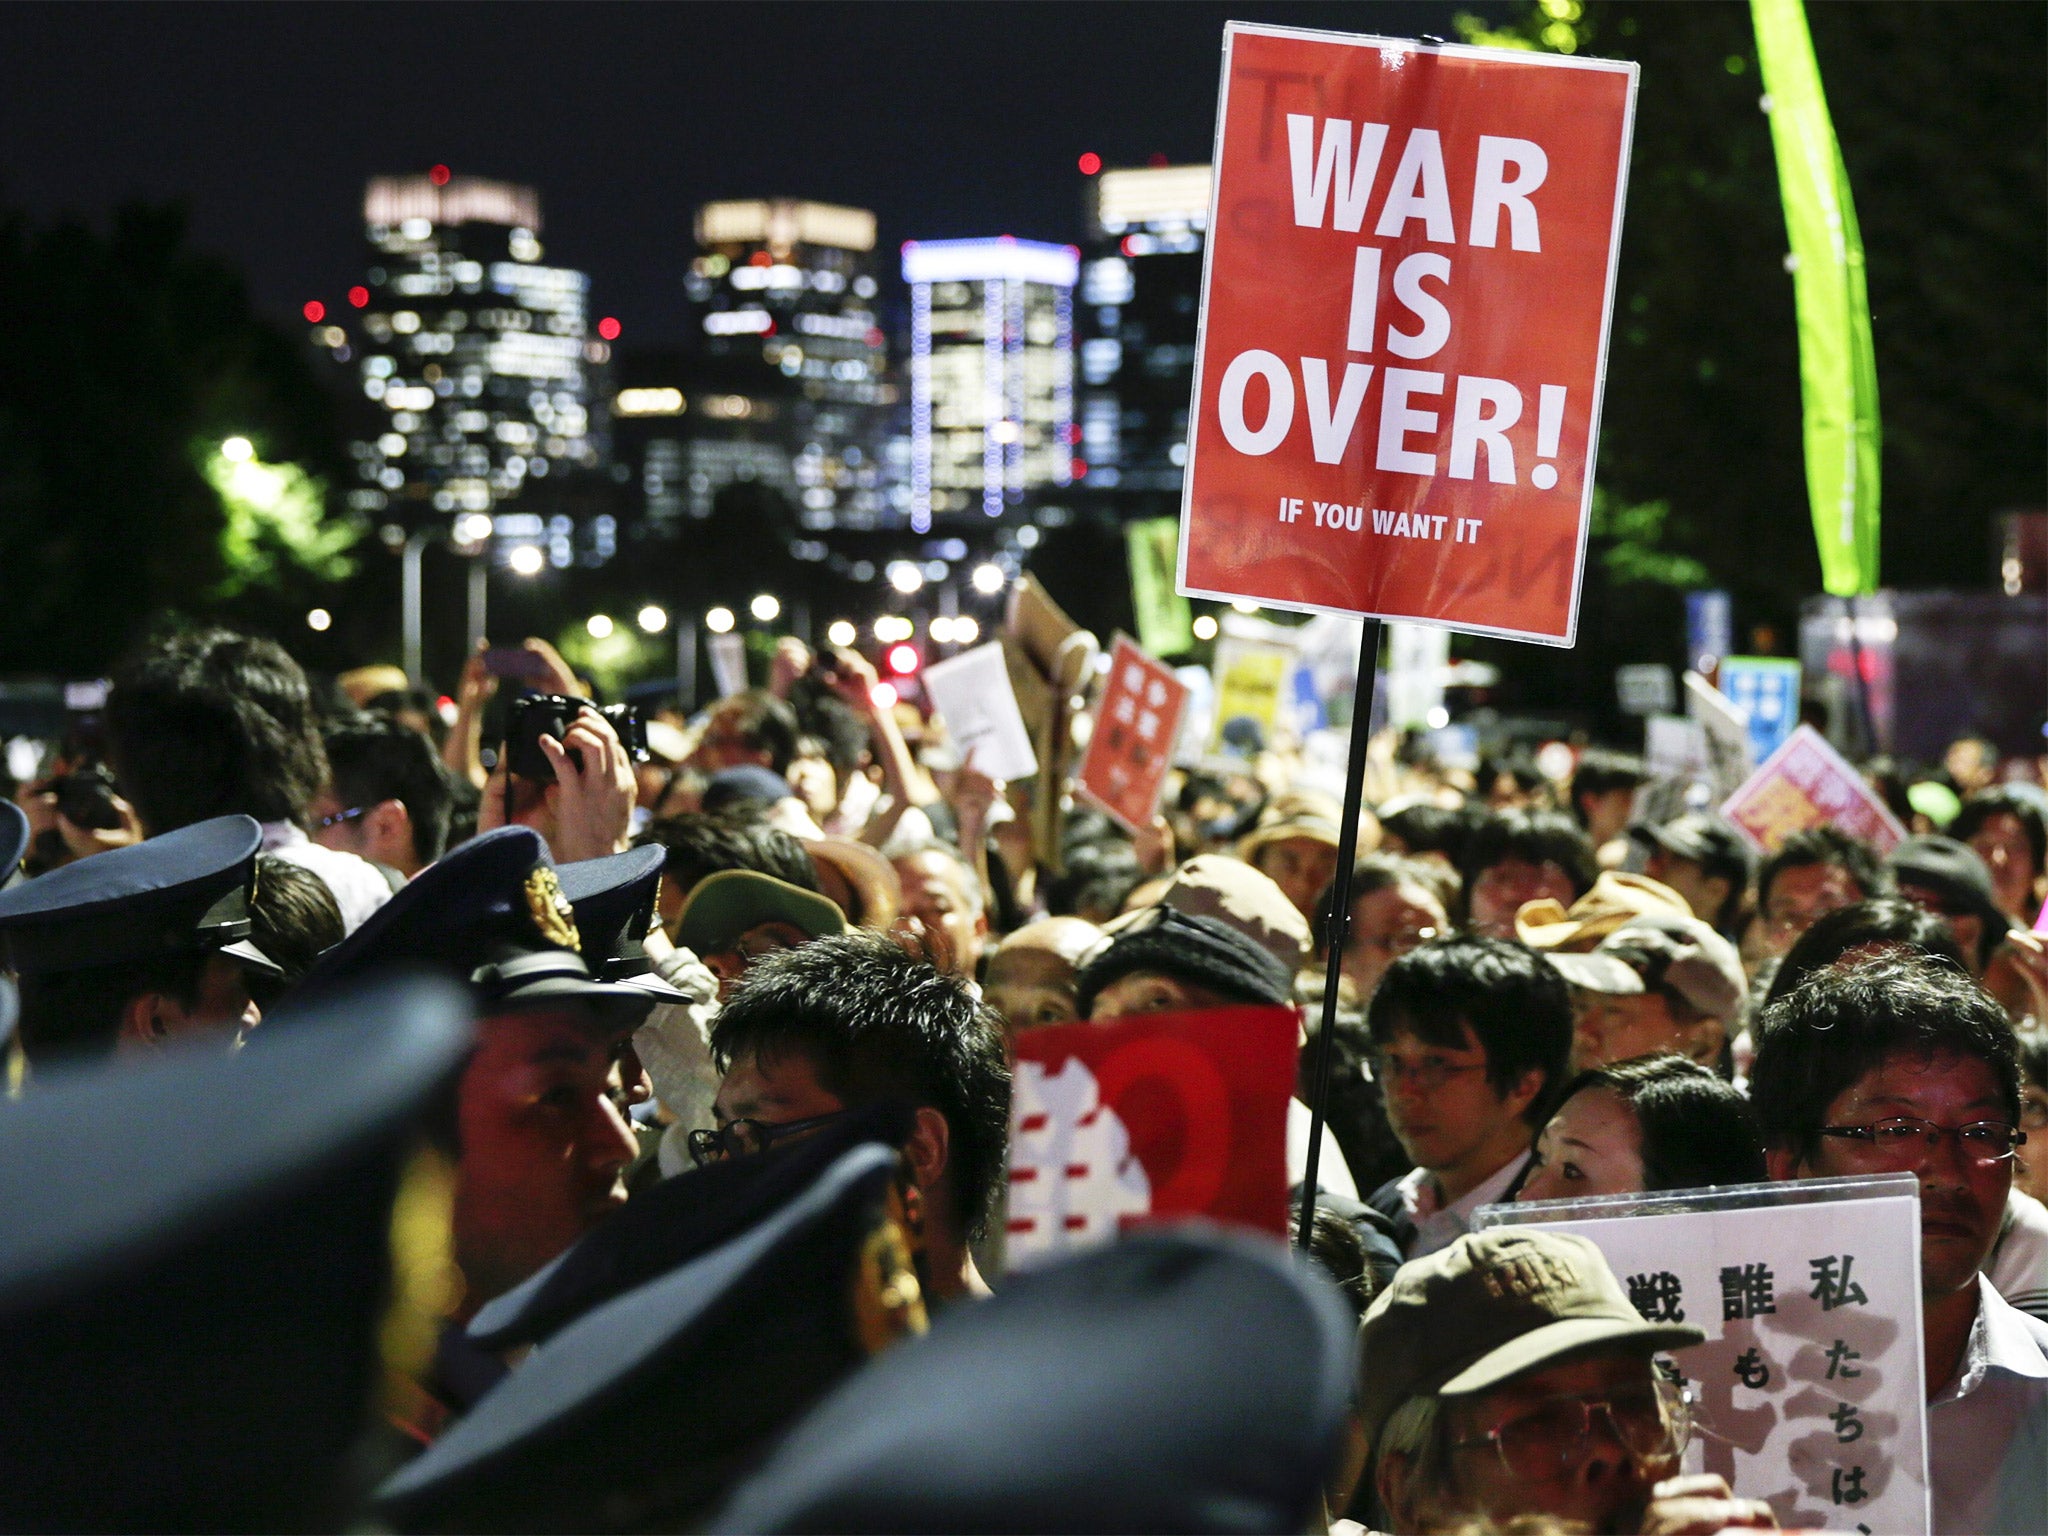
top-left (0, 2), bottom-right (1473, 349)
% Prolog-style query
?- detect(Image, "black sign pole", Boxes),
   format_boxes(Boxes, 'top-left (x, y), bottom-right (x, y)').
top-left (1295, 615), bottom-right (1383, 1249)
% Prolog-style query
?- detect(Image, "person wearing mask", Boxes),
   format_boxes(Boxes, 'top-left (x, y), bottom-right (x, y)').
top-left (1518, 1054), bottom-right (1766, 1202)
top-left (1237, 793), bottom-right (1346, 922)
top-left (705, 929), bottom-right (1010, 1304)
top-left (1365, 935), bottom-right (1573, 1258)
top-left (1751, 952), bottom-right (2048, 1534)
top-left (674, 869), bottom-right (845, 1002)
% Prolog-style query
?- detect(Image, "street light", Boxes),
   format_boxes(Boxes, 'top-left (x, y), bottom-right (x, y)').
top-left (1192, 614), bottom-right (1219, 641)
top-left (886, 560), bottom-right (924, 595)
top-left (453, 512), bottom-right (494, 549)
top-left (637, 605), bottom-right (669, 634)
top-left (826, 620), bottom-right (857, 648)
top-left (306, 608), bottom-right (332, 632)
top-left (970, 562), bottom-right (1006, 595)
top-left (508, 544), bottom-right (545, 577)
top-left (587, 614), bottom-right (615, 639)
top-left (952, 615), bottom-right (980, 645)
top-left (930, 616), bottom-right (954, 644)
top-left (220, 436), bottom-right (254, 464)
top-left (706, 606), bottom-right (736, 634)
top-left (874, 615), bottom-right (913, 643)
top-left (750, 593), bottom-right (781, 623)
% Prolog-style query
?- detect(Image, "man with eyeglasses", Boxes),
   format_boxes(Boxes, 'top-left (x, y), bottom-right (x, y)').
top-left (1359, 1227), bottom-right (1771, 1534)
top-left (1752, 950), bottom-right (2048, 1534)
top-left (1365, 935), bottom-right (1573, 1259)
top-left (1753, 825), bottom-right (1890, 962)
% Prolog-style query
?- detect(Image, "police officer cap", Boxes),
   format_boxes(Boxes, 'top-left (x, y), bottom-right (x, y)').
top-left (712, 1225), bottom-right (1357, 1535)
top-left (557, 843), bottom-right (686, 998)
top-left (0, 797), bottom-right (28, 886)
top-left (0, 974), bottom-right (472, 1531)
top-left (378, 1140), bottom-right (924, 1534)
top-left (0, 813), bottom-right (277, 977)
top-left (296, 825), bottom-right (652, 1030)
top-left (468, 1102), bottom-right (917, 1350)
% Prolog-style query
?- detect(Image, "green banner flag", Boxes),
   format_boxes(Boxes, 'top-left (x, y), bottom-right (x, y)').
top-left (1125, 517), bottom-right (1195, 656)
top-left (1751, 0), bottom-right (1881, 597)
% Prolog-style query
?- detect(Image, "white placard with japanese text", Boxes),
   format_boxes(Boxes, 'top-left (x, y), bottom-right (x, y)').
top-left (921, 641), bottom-right (1039, 784)
top-left (1479, 1175), bottom-right (1928, 1535)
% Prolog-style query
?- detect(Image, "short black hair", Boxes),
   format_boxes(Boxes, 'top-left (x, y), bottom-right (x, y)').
top-left (637, 812), bottom-right (818, 899)
top-left (16, 951), bottom-right (208, 1065)
top-left (106, 629), bottom-right (329, 833)
top-left (1548, 1054), bottom-right (1765, 1191)
top-left (1567, 750), bottom-right (1643, 827)
top-left (1455, 810), bottom-right (1599, 921)
top-left (1749, 950), bottom-right (2020, 1159)
top-left (712, 691), bottom-right (800, 776)
top-left (1375, 801), bottom-right (1480, 867)
top-left (1367, 934), bottom-right (1572, 1126)
top-left (323, 716), bottom-right (455, 865)
top-left (1044, 839), bottom-right (1143, 922)
top-left (1950, 790), bottom-right (2047, 884)
top-left (709, 930), bottom-right (1011, 1240)
top-left (247, 854), bottom-right (344, 1011)
top-left (1311, 854), bottom-right (1444, 956)
top-left (1763, 897), bottom-right (1968, 1012)
top-left (1756, 826), bottom-right (1891, 914)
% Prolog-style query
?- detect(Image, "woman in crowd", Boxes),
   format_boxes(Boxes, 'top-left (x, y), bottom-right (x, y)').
top-left (1517, 1053), bottom-right (1766, 1203)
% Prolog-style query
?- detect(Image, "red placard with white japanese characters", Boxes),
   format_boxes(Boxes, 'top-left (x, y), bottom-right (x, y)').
top-left (1073, 636), bottom-right (1189, 834)
top-left (1178, 24), bottom-right (1638, 645)
top-left (1006, 1005), bottom-right (1297, 1267)
top-left (1720, 723), bottom-right (1907, 855)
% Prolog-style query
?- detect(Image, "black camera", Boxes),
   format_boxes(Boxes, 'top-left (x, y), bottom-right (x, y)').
top-left (51, 764), bottom-right (124, 830)
top-left (504, 695), bottom-right (648, 783)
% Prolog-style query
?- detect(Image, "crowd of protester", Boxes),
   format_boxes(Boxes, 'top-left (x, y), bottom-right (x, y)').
top-left (2, 618), bottom-right (2046, 1533)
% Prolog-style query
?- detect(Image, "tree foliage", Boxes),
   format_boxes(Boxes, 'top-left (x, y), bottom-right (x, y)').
top-left (0, 201), bottom-right (357, 672)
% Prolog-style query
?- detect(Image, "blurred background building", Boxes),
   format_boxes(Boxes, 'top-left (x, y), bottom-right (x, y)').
top-left (347, 172), bottom-right (616, 573)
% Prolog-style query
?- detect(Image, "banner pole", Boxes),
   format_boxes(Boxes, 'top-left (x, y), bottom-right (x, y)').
top-left (1296, 615), bottom-right (1382, 1249)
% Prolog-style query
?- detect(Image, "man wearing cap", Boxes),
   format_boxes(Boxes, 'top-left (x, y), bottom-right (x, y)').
top-left (1891, 834), bottom-right (2012, 979)
top-left (1238, 791), bottom-right (1347, 922)
top-left (1544, 914), bottom-right (1747, 1075)
top-left (1358, 1228), bottom-right (1768, 1534)
top-left (293, 826), bottom-right (660, 1432)
top-left (0, 815), bottom-right (280, 1065)
top-left (675, 868), bottom-right (846, 1002)
top-left (983, 915), bottom-right (1104, 1032)
top-left (1638, 812), bottom-right (1753, 939)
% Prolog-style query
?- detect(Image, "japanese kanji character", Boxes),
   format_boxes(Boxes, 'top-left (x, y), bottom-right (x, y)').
top-left (1720, 1262), bottom-right (1777, 1321)
top-left (1809, 1255), bottom-right (1869, 1311)
top-left (1146, 678), bottom-right (1167, 707)
top-left (1136, 710), bottom-right (1160, 741)
top-left (1627, 1271), bottom-right (1686, 1323)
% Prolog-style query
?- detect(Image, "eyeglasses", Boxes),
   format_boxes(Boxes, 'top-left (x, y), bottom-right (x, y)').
top-left (687, 1111), bottom-right (849, 1168)
top-left (1368, 1052), bottom-right (1487, 1093)
top-left (1453, 1378), bottom-right (1691, 1482)
top-left (314, 806), bottom-right (366, 831)
top-left (2020, 1093), bottom-right (2048, 1133)
top-left (1817, 1117), bottom-right (2026, 1168)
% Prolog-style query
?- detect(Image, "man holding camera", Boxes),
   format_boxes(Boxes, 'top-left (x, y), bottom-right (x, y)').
top-left (479, 695), bottom-right (640, 866)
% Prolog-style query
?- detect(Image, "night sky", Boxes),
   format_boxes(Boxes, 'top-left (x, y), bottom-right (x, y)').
top-left (0, 2), bottom-right (1483, 347)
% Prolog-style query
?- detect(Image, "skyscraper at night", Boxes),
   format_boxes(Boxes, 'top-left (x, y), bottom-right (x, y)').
top-left (349, 173), bottom-right (615, 570)
top-left (901, 238), bottom-right (1079, 534)
top-left (1076, 164), bottom-right (1210, 514)
top-left (675, 198), bottom-right (892, 535)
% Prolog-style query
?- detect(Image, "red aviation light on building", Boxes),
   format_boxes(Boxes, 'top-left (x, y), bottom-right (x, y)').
top-left (429, 164), bottom-right (452, 186)
top-left (597, 316), bottom-right (622, 341)
top-left (886, 644), bottom-right (920, 676)
top-left (302, 300), bottom-right (326, 324)
top-left (1077, 152), bottom-right (1102, 175)
top-left (348, 285), bottom-right (370, 308)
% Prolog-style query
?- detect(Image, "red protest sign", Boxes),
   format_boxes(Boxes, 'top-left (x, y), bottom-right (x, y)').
top-left (1073, 636), bottom-right (1189, 834)
top-left (1720, 723), bottom-right (1906, 855)
top-left (1178, 25), bottom-right (1638, 646)
top-left (1006, 1005), bottom-right (1297, 1266)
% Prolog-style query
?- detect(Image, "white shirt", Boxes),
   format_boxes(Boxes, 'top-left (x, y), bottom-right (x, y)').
top-left (1989, 1187), bottom-right (2048, 1323)
top-left (1928, 1275), bottom-right (2048, 1535)
top-left (1394, 1149), bottom-right (1532, 1259)
top-left (258, 821), bottom-right (392, 935)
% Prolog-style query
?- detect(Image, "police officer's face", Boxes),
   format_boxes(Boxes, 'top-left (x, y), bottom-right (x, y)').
top-left (452, 1006), bottom-right (640, 1309)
